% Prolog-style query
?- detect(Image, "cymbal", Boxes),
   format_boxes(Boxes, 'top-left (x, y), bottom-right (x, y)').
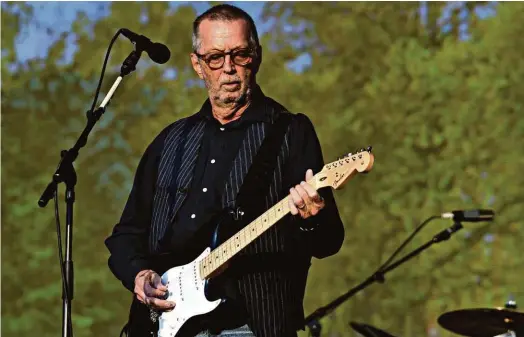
top-left (438, 308), bottom-right (524, 337)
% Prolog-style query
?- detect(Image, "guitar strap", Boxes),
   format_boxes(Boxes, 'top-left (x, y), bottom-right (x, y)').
top-left (232, 111), bottom-right (293, 217)
top-left (202, 111), bottom-right (293, 334)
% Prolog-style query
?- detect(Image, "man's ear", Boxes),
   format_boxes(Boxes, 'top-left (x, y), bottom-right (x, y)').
top-left (190, 53), bottom-right (204, 80)
top-left (252, 45), bottom-right (263, 74)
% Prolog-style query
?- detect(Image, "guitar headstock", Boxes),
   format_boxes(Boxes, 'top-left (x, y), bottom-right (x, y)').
top-left (313, 146), bottom-right (374, 190)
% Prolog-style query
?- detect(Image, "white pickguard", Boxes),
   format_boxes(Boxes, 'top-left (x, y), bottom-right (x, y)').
top-left (157, 247), bottom-right (221, 337)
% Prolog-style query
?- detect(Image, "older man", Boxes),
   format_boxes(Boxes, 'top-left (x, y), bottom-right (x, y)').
top-left (105, 4), bottom-right (344, 337)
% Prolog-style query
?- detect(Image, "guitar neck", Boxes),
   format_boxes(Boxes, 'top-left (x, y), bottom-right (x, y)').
top-left (199, 195), bottom-right (292, 279)
top-left (196, 147), bottom-right (375, 279)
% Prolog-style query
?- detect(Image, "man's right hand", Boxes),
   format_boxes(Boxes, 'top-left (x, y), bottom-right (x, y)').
top-left (134, 269), bottom-right (176, 311)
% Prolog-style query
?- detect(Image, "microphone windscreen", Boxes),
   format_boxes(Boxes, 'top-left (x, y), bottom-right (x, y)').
top-left (148, 43), bottom-right (171, 64)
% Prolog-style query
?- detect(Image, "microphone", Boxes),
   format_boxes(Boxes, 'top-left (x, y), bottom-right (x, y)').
top-left (120, 28), bottom-right (171, 64)
top-left (350, 322), bottom-right (398, 337)
top-left (441, 209), bottom-right (495, 222)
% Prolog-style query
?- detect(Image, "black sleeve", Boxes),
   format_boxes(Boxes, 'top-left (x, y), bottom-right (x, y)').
top-left (104, 130), bottom-right (166, 292)
top-left (286, 113), bottom-right (345, 259)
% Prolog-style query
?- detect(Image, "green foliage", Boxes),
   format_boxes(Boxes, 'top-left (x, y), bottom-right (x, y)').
top-left (2, 2), bottom-right (523, 337)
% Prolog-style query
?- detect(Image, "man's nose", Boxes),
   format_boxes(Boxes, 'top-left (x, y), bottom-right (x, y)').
top-left (223, 55), bottom-right (235, 73)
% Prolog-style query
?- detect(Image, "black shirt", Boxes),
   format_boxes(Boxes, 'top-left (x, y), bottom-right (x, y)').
top-left (105, 87), bottom-right (345, 336)
top-left (167, 90), bottom-right (270, 252)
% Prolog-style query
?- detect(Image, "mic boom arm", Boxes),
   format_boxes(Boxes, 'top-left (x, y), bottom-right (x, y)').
top-left (304, 211), bottom-right (494, 337)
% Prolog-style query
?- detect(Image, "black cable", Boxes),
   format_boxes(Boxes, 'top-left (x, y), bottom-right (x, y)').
top-left (375, 215), bottom-right (440, 274)
top-left (54, 192), bottom-right (73, 336)
top-left (88, 30), bottom-right (123, 115)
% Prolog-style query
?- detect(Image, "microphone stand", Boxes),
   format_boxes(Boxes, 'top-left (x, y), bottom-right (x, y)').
top-left (37, 45), bottom-right (144, 337)
top-left (304, 221), bottom-right (465, 337)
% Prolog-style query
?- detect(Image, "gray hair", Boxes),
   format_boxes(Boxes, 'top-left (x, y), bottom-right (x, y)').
top-left (192, 4), bottom-right (260, 53)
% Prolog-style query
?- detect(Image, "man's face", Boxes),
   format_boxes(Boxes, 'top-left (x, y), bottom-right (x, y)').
top-left (191, 19), bottom-right (258, 108)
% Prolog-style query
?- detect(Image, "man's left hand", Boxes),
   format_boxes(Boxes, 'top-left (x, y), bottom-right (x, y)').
top-left (288, 169), bottom-right (325, 219)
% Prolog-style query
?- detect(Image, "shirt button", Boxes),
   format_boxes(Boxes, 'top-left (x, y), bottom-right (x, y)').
top-left (191, 214), bottom-right (196, 219)
top-left (220, 127), bottom-right (225, 131)
top-left (203, 188), bottom-right (208, 192)
top-left (210, 159), bottom-right (216, 164)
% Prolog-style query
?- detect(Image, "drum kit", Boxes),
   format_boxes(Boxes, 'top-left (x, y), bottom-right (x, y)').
top-left (349, 300), bottom-right (524, 337)
top-left (436, 299), bottom-right (524, 337)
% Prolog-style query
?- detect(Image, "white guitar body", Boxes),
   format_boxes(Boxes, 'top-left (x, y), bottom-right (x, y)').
top-left (157, 247), bottom-right (221, 337)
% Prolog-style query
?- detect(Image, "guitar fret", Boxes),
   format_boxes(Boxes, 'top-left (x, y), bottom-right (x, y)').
top-left (210, 251), bottom-right (216, 272)
top-left (222, 244), bottom-right (229, 264)
top-left (241, 230), bottom-right (249, 246)
top-left (228, 239), bottom-right (234, 260)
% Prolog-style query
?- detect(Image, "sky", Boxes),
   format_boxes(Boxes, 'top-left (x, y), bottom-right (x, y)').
top-left (13, 1), bottom-right (498, 73)
top-left (15, 2), bottom-right (273, 63)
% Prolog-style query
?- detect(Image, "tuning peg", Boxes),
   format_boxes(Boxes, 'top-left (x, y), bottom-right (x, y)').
top-left (366, 146), bottom-right (373, 152)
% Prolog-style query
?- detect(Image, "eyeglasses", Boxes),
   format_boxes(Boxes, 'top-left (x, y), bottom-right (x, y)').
top-left (194, 48), bottom-right (255, 70)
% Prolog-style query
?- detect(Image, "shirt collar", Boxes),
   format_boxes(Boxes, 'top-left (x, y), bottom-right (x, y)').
top-left (196, 85), bottom-right (272, 125)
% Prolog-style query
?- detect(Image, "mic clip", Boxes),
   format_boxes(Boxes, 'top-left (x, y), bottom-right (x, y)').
top-left (120, 49), bottom-right (141, 77)
top-left (433, 221), bottom-right (464, 243)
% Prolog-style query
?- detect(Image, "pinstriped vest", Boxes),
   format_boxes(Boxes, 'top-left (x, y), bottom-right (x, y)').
top-left (149, 101), bottom-right (290, 254)
top-left (150, 99), bottom-right (307, 337)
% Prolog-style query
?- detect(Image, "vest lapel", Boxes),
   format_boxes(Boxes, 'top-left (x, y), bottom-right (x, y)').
top-left (149, 117), bottom-right (206, 252)
top-left (170, 119), bottom-right (206, 222)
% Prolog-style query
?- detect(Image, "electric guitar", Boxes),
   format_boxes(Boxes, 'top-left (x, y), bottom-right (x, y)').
top-left (128, 147), bottom-right (374, 337)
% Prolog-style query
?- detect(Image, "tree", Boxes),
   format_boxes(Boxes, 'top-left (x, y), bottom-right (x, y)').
top-left (1, 3), bottom-right (206, 337)
top-left (267, 2), bottom-right (523, 336)
top-left (2, 2), bottom-right (523, 337)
